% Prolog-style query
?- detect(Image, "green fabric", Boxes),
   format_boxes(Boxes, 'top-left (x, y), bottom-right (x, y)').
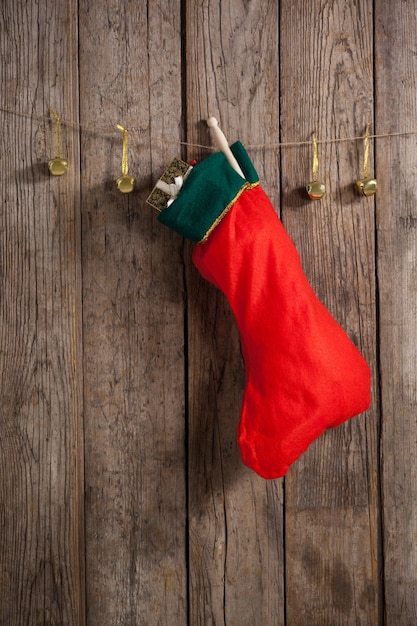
top-left (157, 141), bottom-right (259, 242)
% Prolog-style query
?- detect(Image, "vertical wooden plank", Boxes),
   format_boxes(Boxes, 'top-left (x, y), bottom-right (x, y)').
top-left (375, 2), bottom-right (417, 623)
top-left (280, 1), bottom-right (380, 624)
top-left (0, 2), bottom-right (84, 624)
top-left (185, 1), bottom-right (285, 624)
top-left (78, 1), bottom-right (187, 623)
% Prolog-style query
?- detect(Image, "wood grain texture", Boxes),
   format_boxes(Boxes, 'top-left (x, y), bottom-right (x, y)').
top-left (375, 1), bottom-right (417, 623)
top-left (0, 1), bottom-right (84, 624)
top-left (2, 0), bottom-right (417, 624)
top-left (280, 1), bottom-right (380, 624)
top-left (185, 1), bottom-right (284, 624)
top-left (78, 1), bottom-right (187, 623)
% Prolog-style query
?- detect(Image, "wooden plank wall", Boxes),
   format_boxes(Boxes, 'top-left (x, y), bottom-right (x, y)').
top-left (0, 1), bottom-right (416, 624)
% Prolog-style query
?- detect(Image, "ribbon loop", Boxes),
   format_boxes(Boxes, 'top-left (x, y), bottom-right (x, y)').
top-left (155, 174), bottom-right (185, 206)
top-left (363, 123), bottom-right (370, 180)
top-left (49, 109), bottom-right (62, 158)
top-left (312, 131), bottom-right (319, 182)
top-left (116, 124), bottom-right (129, 176)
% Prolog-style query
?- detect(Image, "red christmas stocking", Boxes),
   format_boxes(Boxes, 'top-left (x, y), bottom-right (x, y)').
top-left (157, 142), bottom-right (371, 479)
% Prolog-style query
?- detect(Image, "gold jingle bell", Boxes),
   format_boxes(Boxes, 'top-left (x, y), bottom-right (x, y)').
top-left (117, 174), bottom-right (136, 194)
top-left (356, 177), bottom-right (377, 197)
top-left (306, 180), bottom-right (326, 200)
top-left (48, 157), bottom-right (68, 176)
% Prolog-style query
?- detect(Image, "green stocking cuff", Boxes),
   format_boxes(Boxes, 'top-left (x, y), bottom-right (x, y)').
top-left (157, 141), bottom-right (259, 242)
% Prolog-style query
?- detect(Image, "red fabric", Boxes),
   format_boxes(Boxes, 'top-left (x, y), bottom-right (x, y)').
top-left (192, 185), bottom-right (371, 479)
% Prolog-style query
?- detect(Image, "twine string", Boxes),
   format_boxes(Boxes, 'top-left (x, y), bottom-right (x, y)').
top-left (0, 105), bottom-right (415, 151)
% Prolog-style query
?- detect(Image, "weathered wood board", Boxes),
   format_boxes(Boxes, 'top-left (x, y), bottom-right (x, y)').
top-left (0, 1), bottom-right (84, 624)
top-left (185, 0), bottom-right (285, 624)
top-left (280, 2), bottom-right (381, 624)
top-left (78, 1), bottom-right (187, 624)
top-left (375, 0), bottom-right (417, 623)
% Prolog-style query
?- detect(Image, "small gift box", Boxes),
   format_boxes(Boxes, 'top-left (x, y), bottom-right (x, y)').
top-left (146, 158), bottom-right (193, 212)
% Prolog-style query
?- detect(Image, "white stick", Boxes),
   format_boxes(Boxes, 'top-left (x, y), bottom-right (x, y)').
top-left (207, 117), bottom-right (245, 179)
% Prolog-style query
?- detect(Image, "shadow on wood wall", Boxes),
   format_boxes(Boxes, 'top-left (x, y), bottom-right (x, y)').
top-left (1, 0), bottom-right (416, 624)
